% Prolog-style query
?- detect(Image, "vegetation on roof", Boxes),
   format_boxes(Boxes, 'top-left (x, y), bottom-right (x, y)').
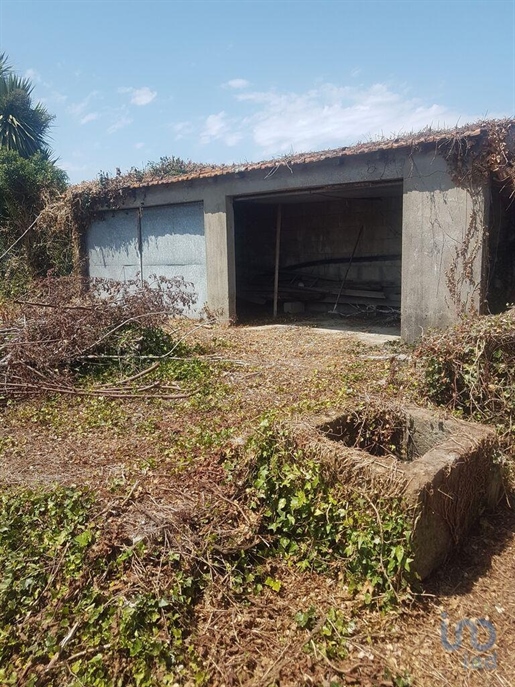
top-left (70, 117), bottom-right (515, 194)
top-left (4, 117), bottom-right (515, 294)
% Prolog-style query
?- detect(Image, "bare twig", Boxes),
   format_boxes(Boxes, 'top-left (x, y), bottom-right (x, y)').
top-left (44, 621), bottom-right (80, 672)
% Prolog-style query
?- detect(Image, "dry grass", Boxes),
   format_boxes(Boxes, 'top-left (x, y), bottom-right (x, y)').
top-left (0, 316), bottom-right (513, 685)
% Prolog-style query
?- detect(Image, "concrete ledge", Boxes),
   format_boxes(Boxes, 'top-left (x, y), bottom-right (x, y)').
top-left (302, 405), bottom-right (502, 579)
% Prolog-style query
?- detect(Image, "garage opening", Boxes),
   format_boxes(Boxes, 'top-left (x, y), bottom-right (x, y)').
top-left (486, 181), bottom-right (515, 313)
top-left (234, 182), bottom-right (403, 327)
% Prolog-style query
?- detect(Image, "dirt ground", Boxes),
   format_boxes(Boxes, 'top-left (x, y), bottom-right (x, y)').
top-left (0, 316), bottom-right (513, 686)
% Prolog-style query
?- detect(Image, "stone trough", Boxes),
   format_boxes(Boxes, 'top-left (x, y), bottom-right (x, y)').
top-left (305, 404), bottom-right (503, 579)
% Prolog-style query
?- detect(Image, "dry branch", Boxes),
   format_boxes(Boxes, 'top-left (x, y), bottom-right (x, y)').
top-left (0, 274), bottom-right (200, 401)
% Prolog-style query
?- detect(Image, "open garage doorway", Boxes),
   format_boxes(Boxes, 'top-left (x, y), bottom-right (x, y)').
top-left (233, 181), bottom-right (403, 331)
top-left (486, 180), bottom-right (515, 314)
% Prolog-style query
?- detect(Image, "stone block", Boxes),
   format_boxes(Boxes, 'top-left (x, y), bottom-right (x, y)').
top-left (309, 405), bottom-right (502, 579)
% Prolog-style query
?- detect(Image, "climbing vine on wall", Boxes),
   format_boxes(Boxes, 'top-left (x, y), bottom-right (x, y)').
top-left (437, 119), bottom-right (515, 315)
top-left (444, 190), bottom-right (484, 316)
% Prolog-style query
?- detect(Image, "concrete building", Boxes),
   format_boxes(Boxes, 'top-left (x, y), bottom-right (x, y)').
top-left (83, 121), bottom-right (515, 342)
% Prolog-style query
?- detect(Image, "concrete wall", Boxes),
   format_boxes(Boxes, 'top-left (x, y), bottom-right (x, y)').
top-left (203, 191), bottom-right (236, 319)
top-left (401, 152), bottom-right (488, 342)
top-left (88, 145), bottom-right (490, 341)
top-left (97, 150), bottom-right (406, 322)
top-left (280, 197), bottom-right (401, 286)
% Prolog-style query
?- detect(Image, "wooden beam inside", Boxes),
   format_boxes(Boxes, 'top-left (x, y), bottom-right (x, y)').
top-left (273, 204), bottom-right (282, 318)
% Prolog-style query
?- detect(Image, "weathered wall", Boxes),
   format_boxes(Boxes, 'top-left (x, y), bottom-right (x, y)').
top-left (94, 149), bottom-right (406, 324)
top-left (87, 145), bottom-right (490, 341)
top-left (203, 191), bottom-right (236, 319)
top-left (280, 197), bottom-right (401, 285)
top-left (87, 202), bottom-right (207, 313)
top-left (401, 152), bottom-right (488, 342)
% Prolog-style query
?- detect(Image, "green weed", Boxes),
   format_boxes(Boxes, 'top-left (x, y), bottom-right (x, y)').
top-left (0, 487), bottom-right (207, 686)
top-left (246, 419), bottom-right (414, 607)
top-left (294, 606), bottom-right (358, 662)
top-left (164, 426), bottom-right (235, 471)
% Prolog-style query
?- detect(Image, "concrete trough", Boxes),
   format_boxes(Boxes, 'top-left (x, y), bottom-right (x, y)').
top-left (310, 405), bottom-right (503, 579)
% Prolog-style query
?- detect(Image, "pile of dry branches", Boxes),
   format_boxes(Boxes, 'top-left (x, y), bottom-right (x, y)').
top-left (0, 274), bottom-right (196, 400)
top-left (416, 309), bottom-right (515, 449)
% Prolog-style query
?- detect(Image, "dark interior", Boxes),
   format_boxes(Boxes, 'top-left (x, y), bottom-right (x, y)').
top-left (487, 180), bottom-right (515, 313)
top-left (233, 181), bottom-right (403, 323)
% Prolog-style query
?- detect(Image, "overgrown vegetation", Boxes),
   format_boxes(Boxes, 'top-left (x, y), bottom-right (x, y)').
top-left (0, 487), bottom-right (207, 686)
top-left (0, 274), bottom-right (197, 400)
top-left (37, 154), bottom-right (208, 261)
top-left (0, 53), bottom-right (69, 293)
top-left (97, 155), bottom-right (203, 189)
top-left (0, 408), bottom-right (416, 685)
top-left (0, 149), bottom-right (69, 290)
top-left (435, 119), bottom-right (515, 315)
top-left (416, 310), bottom-right (515, 454)
top-left (0, 53), bottom-right (73, 298)
top-left (244, 419), bottom-right (414, 606)
top-left (2, 110), bottom-right (514, 683)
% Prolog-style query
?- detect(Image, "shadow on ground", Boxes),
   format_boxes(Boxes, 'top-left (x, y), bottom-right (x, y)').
top-left (424, 499), bottom-right (515, 598)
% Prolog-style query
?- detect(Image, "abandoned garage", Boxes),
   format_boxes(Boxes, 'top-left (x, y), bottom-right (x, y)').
top-left (82, 120), bottom-right (515, 342)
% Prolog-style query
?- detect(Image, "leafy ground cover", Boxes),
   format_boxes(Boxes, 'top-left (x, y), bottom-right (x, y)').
top-left (0, 313), bottom-right (513, 686)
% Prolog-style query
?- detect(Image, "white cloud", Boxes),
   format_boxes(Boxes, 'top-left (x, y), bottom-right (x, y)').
top-left (80, 112), bottom-right (99, 125)
top-left (172, 121), bottom-right (195, 140)
top-left (38, 90), bottom-right (68, 107)
top-left (231, 82), bottom-right (473, 155)
top-left (22, 69), bottom-right (67, 106)
top-left (169, 81), bottom-right (482, 160)
top-left (201, 112), bottom-right (228, 142)
top-left (68, 91), bottom-right (99, 118)
top-left (200, 111), bottom-right (243, 147)
top-left (134, 142), bottom-right (145, 149)
top-left (60, 161), bottom-right (90, 174)
top-left (118, 86), bottom-right (157, 106)
top-left (50, 90), bottom-right (68, 104)
top-left (107, 116), bottom-right (133, 134)
top-left (223, 78), bottom-right (250, 90)
top-left (24, 68), bottom-right (41, 82)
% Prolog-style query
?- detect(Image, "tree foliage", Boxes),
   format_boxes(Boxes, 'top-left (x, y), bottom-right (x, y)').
top-left (0, 52), bottom-right (54, 158)
top-left (0, 149), bottom-right (69, 289)
top-left (0, 149), bottom-right (67, 221)
top-left (0, 55), bottom-right (68, 291)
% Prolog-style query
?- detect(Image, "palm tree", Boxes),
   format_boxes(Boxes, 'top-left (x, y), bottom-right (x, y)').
top-left (0, 53), bottom-right (54, 158)
top-left (0, 53), bottom-right (11, 78)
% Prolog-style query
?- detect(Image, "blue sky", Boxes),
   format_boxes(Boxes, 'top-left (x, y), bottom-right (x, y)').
top-left (1, 0), bottom-right (514, 183)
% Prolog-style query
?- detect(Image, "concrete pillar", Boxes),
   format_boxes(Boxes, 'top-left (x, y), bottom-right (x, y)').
top-left (203, 191), bottom-right (236, 321)
top-left (401, 152), bottom-right (488, 343)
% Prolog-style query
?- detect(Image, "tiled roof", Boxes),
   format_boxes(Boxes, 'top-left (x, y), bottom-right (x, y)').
top-left (73, 120), bottom-right (504, 195)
